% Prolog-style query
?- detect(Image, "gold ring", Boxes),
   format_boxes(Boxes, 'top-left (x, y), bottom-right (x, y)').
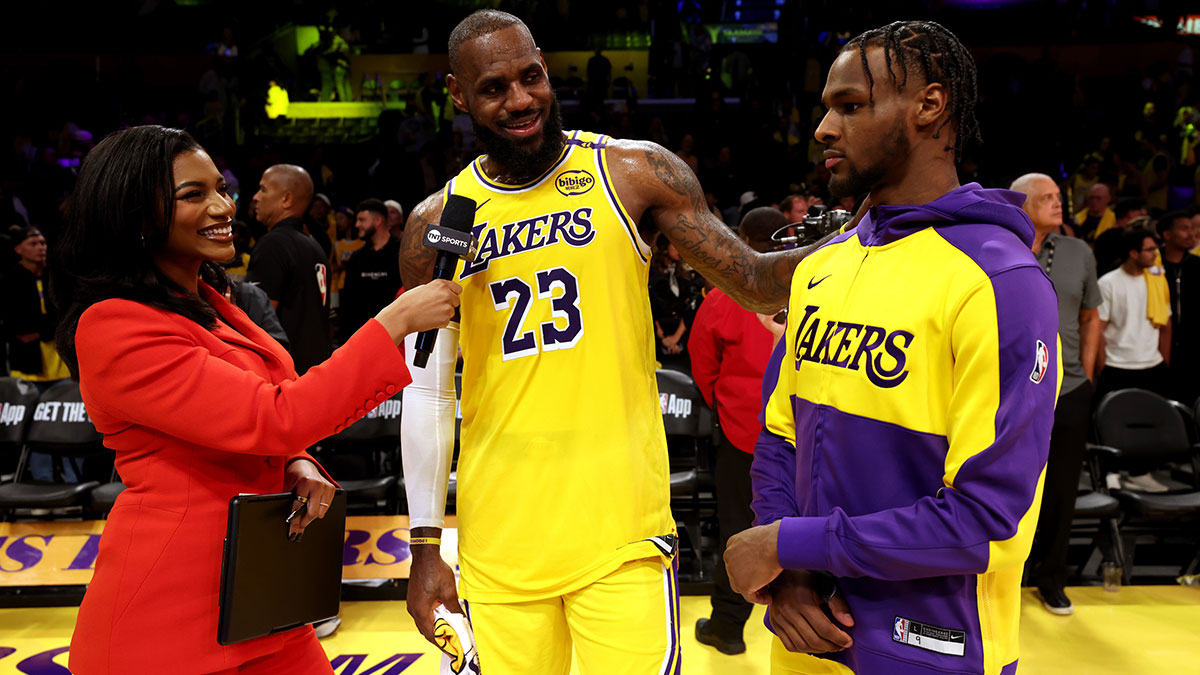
top-left (295, 495), bottom-right (308, 504)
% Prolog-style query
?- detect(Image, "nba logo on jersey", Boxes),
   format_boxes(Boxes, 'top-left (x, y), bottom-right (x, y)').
top-left (894, 617), bottom-right (908, 642)
top-left (1029, 339), bottom-right (1049, 384)
top-left (314, 263), bottom-right (328, 306)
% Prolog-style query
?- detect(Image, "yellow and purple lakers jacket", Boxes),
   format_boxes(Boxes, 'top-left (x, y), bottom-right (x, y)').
top-left (754, 183), bottom-right (1062, 675)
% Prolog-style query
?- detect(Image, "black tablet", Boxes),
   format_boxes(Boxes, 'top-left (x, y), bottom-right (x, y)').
top-left (217, 490), bottom-right (346, 645)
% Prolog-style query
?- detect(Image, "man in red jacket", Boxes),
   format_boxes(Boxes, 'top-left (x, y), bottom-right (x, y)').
top-left (690, 206), bottom-right (787, 654)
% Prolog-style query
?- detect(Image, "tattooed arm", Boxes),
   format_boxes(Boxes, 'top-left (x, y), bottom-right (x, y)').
top-left (606, 139), bottom-right (825, 313)
top-left (399, 190), bottom-right (446, 288)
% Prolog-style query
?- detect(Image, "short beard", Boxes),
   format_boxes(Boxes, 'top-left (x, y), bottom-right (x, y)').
top-left (472, 96), bottom-right (565, 179)
top-left (829, 117), bottom-right (911, 202)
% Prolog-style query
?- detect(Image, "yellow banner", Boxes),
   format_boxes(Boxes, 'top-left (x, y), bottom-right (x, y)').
top-left (0, 516), bottom-right (458, 587)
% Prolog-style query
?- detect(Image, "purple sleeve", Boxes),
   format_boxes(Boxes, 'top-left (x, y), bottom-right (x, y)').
top-left (775, 267), bottom-right (1058, 579)
top-left (750, 337), bottom-right (799, 527)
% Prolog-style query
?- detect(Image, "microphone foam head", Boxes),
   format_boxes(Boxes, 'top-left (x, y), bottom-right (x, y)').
top-left (440, 195), bottom-right (477, 234)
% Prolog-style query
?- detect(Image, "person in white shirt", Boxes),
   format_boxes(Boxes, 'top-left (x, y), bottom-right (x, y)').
top-left (1096, 227), bottom-right (1172, 400)
top-left (1096, 226), bottom-right (1173, 492)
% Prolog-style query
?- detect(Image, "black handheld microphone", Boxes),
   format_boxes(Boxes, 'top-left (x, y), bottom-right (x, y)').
top-left (412, 194), bottom-right (476, 368)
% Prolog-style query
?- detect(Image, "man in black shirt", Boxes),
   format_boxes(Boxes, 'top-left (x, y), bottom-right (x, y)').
top-left (1158, 211), bottom-right (1200, 404)
top-left (247, 164), bottom-right (332, 374)
top-left (337, 198), bottom-right (403, 343)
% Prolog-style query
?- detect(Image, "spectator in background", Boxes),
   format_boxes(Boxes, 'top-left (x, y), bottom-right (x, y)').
top-left (213, 270), bottom-right (289, 349)
top-left (265, 79), bottom-right (289, 119)
top-left (307, 193), bottom-right (336, 257)
top-left (1097, 227), bottom-right (1174, 494)
top-left (2, 225), bottom-right (69, 384)
top-left (1068, 155), bottom-right (1101, 213)
top-left (1158, 211), bottom-right (1200, 404)
top-left (220, 221), bottom-right (252, 283)
top-left (1143, 137), bottom-right (1172, 213)
top-left (1074, 182), bottom-right (1114, 241)
top-left (649, 234), bottom-right (698, 368)
top-left (384, 199), bottom-right (404, 236)
top-left (675, 133), bottom-right (699, 173)
top-left (1095, 197), bottom-right (1146, 242)
top-left (1096, 200), bottom-right (1150, 276)
top-left (248, 164), bottom-right (332, 374)
top-left (1097, 227), bottom-right (1172, 399)
top-left (1190, 205), bottom-right (1200, 253)
top-left (338, 199), bottom-right (403, 343)
top-left (319, 26), bottom-right (352, 102)
top-left (1012, 173), bottom-right (1101, 616)
top-left (690, 207), bottom-right (786, 655)
top-left (2, 225), bottom-right (72, 482)
top-left (779, 194), bottom-right (807, 225)
top-left (330, 205), bottom-right (363, 307)
top-left (587, 48), bottom-right (612, 99)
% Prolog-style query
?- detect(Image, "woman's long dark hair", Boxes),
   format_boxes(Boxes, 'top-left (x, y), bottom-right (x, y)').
top-left (54, 125), bottom-right (227, 377)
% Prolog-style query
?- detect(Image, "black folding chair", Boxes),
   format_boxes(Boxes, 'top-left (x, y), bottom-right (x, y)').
top-left (1169, 399), bottom-right (1198, 485)
top-left (0, 379), bottom-right (106, 517)
top-left (0, 377), bottom-right (39, 483)
top-left (1089, 388), bottom-right (1200, 582)
top-left (318, 393), bottom-right (402, 514)
top-left (656, 369), bottom-right (715, 580)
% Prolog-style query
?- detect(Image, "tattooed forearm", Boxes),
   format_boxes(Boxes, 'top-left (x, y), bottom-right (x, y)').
top-left (661, 210), bottom-right (800, 312)
top-left (640, 144), bottom-right (808, 312)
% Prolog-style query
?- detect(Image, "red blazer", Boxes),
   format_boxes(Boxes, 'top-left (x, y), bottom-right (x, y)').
top-left (69, 283), bottom-right (411, 675)
top-left (688, 288), bottom-right (775, 454)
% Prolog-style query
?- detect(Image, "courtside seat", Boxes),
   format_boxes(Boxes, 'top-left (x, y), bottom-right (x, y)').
top-left (88, 480), bottom-right (127, 514)
top-left (0, 379), bottom-right (105, 513)
top-left (1090, 388), bottom-right (1200, 581)
top-left (1115, 491), bottom-right (1200, 519)
top-left (1169, 399), bottom-right (1198, 485)
top-left (1074, 490), bottom-right (1121, 518)
top-left (0, 377), bottom-right (39, 482)
top-left (656, 369), bottom-right (715, 578)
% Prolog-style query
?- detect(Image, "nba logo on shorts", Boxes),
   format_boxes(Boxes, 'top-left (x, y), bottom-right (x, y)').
top-left (894, 617), bottom-right (908, 642)
top-left (1029, 339), bottom-right (1049, 384)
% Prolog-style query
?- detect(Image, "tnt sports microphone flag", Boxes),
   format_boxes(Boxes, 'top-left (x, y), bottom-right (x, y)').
top-left (433, 601), bottom-right (480, 674)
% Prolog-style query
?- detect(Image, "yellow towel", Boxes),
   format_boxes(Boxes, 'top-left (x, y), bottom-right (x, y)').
top-left (1146, 250), bottom-right (1171, 327)
top-left (1077, 208), bottom-right (1117, 240)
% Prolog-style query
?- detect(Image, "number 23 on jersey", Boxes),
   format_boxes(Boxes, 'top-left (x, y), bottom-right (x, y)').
top-left (489, 266), bottom-right (583, 360)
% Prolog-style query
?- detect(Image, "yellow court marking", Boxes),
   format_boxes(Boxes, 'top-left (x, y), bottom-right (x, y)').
top-left (1, 587), bottom-right (1197, 673)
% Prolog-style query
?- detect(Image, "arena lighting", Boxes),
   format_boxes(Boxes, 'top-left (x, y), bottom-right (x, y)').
top-left (1134, 14), bottom-right (1200, 35)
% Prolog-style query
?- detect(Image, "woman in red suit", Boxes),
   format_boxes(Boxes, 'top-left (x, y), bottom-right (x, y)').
top-left (53, 125), bottom-right (461, 675)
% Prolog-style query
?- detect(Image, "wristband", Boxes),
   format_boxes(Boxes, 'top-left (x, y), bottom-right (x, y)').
top-left (409, 537), bottom-right (442, 546)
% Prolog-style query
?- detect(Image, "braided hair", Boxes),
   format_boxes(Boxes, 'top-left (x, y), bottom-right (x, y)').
top-left (844, 21), bottom-right (982, 161)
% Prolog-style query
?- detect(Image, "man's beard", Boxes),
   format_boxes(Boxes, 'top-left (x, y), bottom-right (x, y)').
top-left (829, 118), bottom-right (910, 202)
top-left (472, 96), bottom-right (565, 179)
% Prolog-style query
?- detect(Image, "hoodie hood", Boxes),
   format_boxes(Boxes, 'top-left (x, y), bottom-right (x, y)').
top-left (858, 183), bottom-right (1035, 248)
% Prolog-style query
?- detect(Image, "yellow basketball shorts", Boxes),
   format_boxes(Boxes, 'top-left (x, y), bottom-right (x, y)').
top-left (770, 635), bottom-right (856, 675)
top-left (464, 557), bottom-right (681, 675)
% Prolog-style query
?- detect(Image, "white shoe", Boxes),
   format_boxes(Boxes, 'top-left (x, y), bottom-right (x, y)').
top-left (1119, 472), bottom-right (1170, 493)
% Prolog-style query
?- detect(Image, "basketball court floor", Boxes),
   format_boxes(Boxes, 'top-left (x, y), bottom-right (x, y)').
top-left (2, 586), bottom-right (1196, 674)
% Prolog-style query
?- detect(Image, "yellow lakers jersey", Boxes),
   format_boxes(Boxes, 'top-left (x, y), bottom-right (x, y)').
top-left (444, 131), bottom-right (675, 602)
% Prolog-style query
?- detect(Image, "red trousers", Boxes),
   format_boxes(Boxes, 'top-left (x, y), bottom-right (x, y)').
top-left (206, 629), bottom-right (334, 675)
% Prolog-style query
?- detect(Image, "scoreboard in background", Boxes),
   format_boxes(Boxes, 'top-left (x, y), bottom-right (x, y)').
top-left (703, 23), bottom-right (778, 44)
